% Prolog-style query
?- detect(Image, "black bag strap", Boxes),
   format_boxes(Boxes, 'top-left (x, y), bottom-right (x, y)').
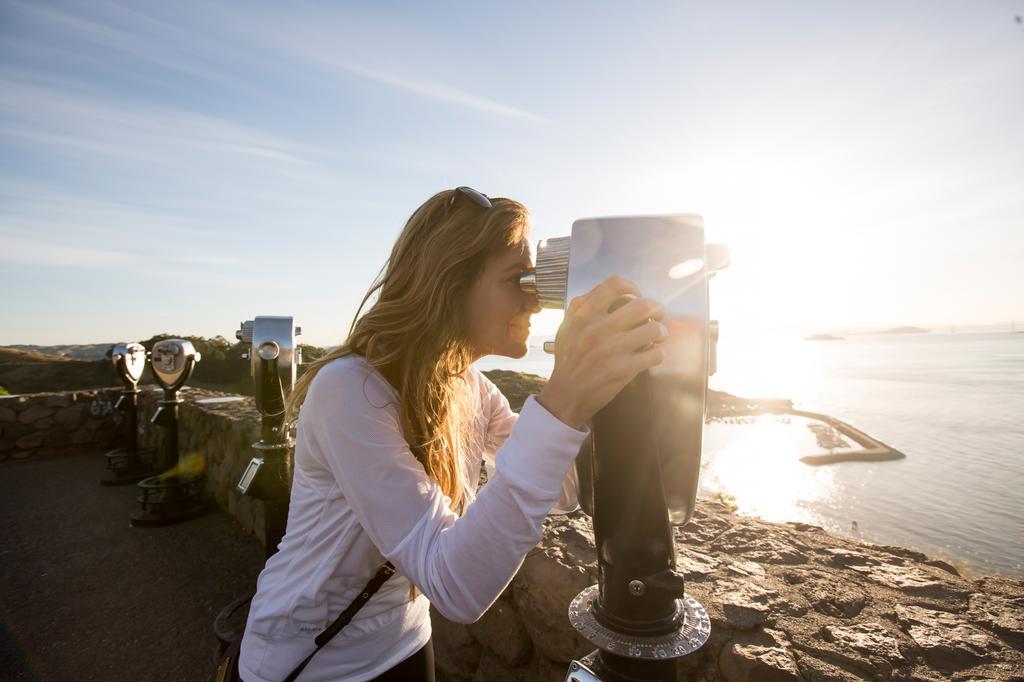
top-left (283, 561), bottom-right (396, 682)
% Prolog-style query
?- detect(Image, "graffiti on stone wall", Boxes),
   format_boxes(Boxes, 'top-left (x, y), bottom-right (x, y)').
top-left (89, 394), bottom-right (121, 425)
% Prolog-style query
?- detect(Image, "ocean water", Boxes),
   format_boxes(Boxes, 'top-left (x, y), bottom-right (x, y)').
top-left (476, 332), bottom-right (1024, 578)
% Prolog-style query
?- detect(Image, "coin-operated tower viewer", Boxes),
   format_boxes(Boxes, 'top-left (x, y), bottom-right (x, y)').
top-left (520, 214), bottom-right (728, 682)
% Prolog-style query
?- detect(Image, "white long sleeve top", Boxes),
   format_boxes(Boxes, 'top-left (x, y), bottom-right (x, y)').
top-left (239, 354), bottom-right (586, 682)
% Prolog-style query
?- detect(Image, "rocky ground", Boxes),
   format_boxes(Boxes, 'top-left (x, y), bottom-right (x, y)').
top-left (486, 503), bottom-right (1024, 681)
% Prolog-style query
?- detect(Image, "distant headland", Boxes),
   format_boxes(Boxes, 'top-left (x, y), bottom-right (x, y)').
top-left (879, 326), bottom-right (930, 335)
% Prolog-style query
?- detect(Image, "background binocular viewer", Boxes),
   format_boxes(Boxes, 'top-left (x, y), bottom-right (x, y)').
top-left (235, 316), bottom-right (301, 557)
top-left (150, 339), bottom-right (201, 394)
top-left (128, 339), bottom-right (207, 526)
top-left (101, 342), bottom-right (156, 486)
top-left (236, 316), bottom-right (302, 426)
top-left (102, 339), bottom-right (201, 490)
top-left (111, 342), bottom-right (148, 387)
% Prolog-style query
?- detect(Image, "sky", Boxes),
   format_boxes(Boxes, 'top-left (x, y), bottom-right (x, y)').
top-left (1, 0), bottom-right (1022, 347)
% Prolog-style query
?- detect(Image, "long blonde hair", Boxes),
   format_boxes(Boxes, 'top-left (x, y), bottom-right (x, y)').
top-left (287, 189), bottom-right (530, 516)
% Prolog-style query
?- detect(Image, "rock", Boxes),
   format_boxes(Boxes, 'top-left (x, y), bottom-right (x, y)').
top-left (849, 562), bottom-right (968, 599)
top-left (895, 603), bottom-right (1000, 670)
top-left (725, 560), bottom-right (767, 579)
top-left (974, 576), bottom-right (1024, 599)
top-left (18, 405), bottom-right (54, 424)
top-left (85, 416), bottom-right (110, 431)
top-left (472, 654), bottom-right (529, 682)
top-left (54, 403), bottom-right (87, 428)
top-left (925, 558), bottom-right (962, 577)
top-left (820, 622), bottom-right (906, 676)
top-left (70, 427), bottom-right (94, 445)
top-left (824, 548), bottom-right (874, 568)
top-left (468, 595), bottom-right (533, 667)
top-left (969, 592), bottom-right (1024, 648)
top-left (719, 629), bottom-right (801, 681)
top-left (712, 527), bottom-right (809, 564)
top-left (800, 574), bottom-right (868, 618)
top-left (950, 662), bottom-right (1024, 680)
top-left (675, 513), bottom-right (732, 544)
top-left (540, 514), bottom-right (597, 572)
top-left (0, 405), bottom-right (16, 422)
top-left (44, 430), bottom-right (70, 448)
top-left (897, 667), bottom-right (953, 681)
top-left (43, 393), bottom-right (73, 407)
top-left (676, 548), bottom-right (721, 579)
top-left (31, 417), bottom-right (55, 431)
top-left (535, 656), bottom-right (571, 682)
top-left (513, 547), bottom-right (594, 663)
top-left (430, 609), bottom-right (482, 678)
top-left (787, 521), bottom-right (825, 533)
top-left (873, 544), bottom-right (931, 563)
top-left (773, 594), bottom-right (811, 618)
top-left (793, 654), bottom-right (867, 681)
top-left (715, 579), bottom-right (776, 630)
top-left (820, 547), bottom-right (971, 601)
top-left (15, 433), bottom-right (45, 450)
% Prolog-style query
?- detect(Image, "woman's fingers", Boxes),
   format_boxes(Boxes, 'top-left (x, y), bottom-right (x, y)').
top-left (610, 319), bottom-right (669, 355)
top-left (625, 344), bottom-right (666, 375)
top-left (540, 277), bottom-right (670, 427)
top-left (599, 343), bottom-right (666, 386)
top-left (605, 296), bottom-right (665, 330)
top-left (576, 276), bottom-right (640, 318)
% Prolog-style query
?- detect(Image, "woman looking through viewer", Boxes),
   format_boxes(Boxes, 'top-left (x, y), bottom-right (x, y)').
top-left (238, 187), bottom-right (668, 681)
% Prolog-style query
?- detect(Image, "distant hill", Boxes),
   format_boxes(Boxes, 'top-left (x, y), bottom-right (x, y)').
top-left (0, 348), bottom-right (78, 363)
top-left (0, 336), bottom-right (328, 396)
top-left (880, 326), bottom-right (930, 335)
top-left (3, 344), bottom-right (112, 361)
top-left (0, 348), bottom-right (117, 394)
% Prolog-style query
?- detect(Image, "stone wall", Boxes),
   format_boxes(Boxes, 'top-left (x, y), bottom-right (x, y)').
top-left (0, 388), bottom-right (121, 461)
top-left (5, 386), bottom-right (1023, 680)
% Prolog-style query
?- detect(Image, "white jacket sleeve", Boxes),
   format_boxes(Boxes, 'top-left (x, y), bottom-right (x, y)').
top-left (479, 372), bottom-right (580, 515)
top-left (303, 360), bottom-right (589, 624)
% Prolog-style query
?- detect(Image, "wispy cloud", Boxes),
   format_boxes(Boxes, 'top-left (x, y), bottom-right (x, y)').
top-left (177, 254), bottom-right (239, 267)
top-left (1, 234), bottom-right (136, 268)
top-left (0, 180), bottom-right (223, 237)
top-left (322, 59), bottom-right (546, 124)
top-left (0, 76), bottom-right (321, 168)
top-left (0, 230), bottom-right (265, 290)
top-left (232, 12), bottom-right (547, 124)
top-left (5, 0), bottom-right (256, 95)
top-left (0, 182), bottom-right (245, 270)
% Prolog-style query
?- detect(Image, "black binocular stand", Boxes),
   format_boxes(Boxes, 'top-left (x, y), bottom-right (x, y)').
top-left (131, 340), bottom-right (209, 527)
top-left (566, 370), bottom-right (710, 682)
top-left (101, 343), bottom-right (158, 486)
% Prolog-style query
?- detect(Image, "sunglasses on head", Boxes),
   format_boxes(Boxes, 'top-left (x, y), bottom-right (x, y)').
top-left (446, 186), bottom-right (492, 213)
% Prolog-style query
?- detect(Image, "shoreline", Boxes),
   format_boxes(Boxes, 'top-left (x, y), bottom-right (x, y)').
top-left (707, 390), bottom-right (907, 465)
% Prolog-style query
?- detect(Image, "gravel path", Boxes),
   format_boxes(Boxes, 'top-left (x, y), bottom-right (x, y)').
top-left (0, 451), bottom-right (265, 681)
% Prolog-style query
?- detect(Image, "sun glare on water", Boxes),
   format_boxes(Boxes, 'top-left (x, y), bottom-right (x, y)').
top-left (701, 415), bottom-right (840, 526)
